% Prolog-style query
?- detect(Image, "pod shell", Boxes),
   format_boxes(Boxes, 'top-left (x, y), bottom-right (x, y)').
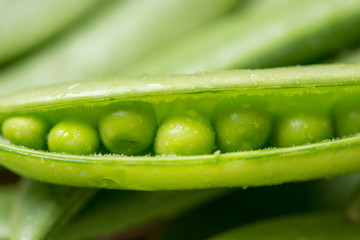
top-left (0, 64), bottom-right (359, 190)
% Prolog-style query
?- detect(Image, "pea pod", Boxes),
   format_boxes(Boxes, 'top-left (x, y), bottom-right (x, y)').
top-left (54, 189), bottom-right (227, 240)
top-left (155, 174), bottom-right (360, 240)
top-left (209, 211), bottom-right (360, 239)
top-left (0, 0), bottom-right (101, 65)
top-left (337, 47), bottom-right (360, 64)
top-left (0, 64), bottom-right (360, 190)
top-left (10, 178), bottom-right (227, 240)
top-left (10, 179), bottom-right (96, 240)
top-left (0, 0), bottom-right (238, 96)
top-left (345, 183), bottom-right (360, 221)
top-left (0, 185), bottom-right (15, 240)
top-left (129, 0), bottom-right (360, 74)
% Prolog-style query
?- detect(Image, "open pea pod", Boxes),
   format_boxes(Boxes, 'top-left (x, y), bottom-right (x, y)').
top-left (0, 64), bottom-right (360, 190)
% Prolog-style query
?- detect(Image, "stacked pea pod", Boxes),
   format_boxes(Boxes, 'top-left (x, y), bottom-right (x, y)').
top-left (1, 0), bottom-right (360, 239)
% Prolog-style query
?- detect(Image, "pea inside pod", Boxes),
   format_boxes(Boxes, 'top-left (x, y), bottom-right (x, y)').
top-left (272, 111), bottom-right (333, 148)
top-left (99, 103), bottom-right (157, 155)
top-left (1, 115), bottom-right (49, 150)
top-left (214, 102), bottom-right (272, 152)
top-left (47, 118), bottom-right (99, 155)
top-left (155, 110), bottom-right (215, 156)
top-left (333, 101), bottom-right (360, 138)
top-left (0, 64), bottom-right (359, 190)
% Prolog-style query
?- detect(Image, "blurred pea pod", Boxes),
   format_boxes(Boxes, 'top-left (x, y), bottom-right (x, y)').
top-left (345, 183), bottom-right (360, 222)
top-left (0, 0), bottom-right (239, 96)
top-left (337, 47), bottom-right (360, 64)
top-left (129, 0), bottom-right (360, 74)
top-left (154, 173), bottom-right (360, 240)
top-left (0, 185), bottom-right (15, 240)
top-left (0, 0), bottom-right (102, 65)
top-left (10, 179), bottom-right (227, 240)
top-left (10, 179), bottom-right (96, 240)
top-left (5, 174), bottom-right (360, 240)
top-left (209, 211), bottom-right (360, 240)
top-left (54, 188), bottom-right (227, 240)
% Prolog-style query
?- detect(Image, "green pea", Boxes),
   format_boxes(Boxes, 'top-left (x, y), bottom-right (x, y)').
top-left (334, 104), bottom-right (360, 137)
top-left (1, 116), bottom-right (49, 150)
top-left (99, 104), bottom-right (156, 155)
top-left (155, 111), bottom-right (215, 156)
top-left (48, 118), bottom-right (99, 155)
top-left (272, 112), bottom-right (333, 148)
top-left (214, 104), bottom-right (271, 152)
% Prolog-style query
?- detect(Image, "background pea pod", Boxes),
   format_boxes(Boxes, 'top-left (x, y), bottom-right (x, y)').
top-left (0, 0), bottom-right (101, 65)
top-left (0, 64), bottom-right (359, 190)
top-left (0, 185), bottom-right (15, 240)
top-left (154, 174), bottom-right (360, 240)
top-left (345, 183), bottom-right (360, 221)
top-left (0, 0), bottom-right (239, 96)
top-left (209, 211), bottom-right (360, 240)
top-left (6, 174), bottom-right (360, 240)
top-left (337, 47), bottom-right (360, 64)
top-left (10, 179), bottom-right (227, 240)
top-left (10, 179), bottom-right (96, 240)
top-left (129, 0), bottom-right (360, 74)
top-left (53, 189), bottom-right (228, 240)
